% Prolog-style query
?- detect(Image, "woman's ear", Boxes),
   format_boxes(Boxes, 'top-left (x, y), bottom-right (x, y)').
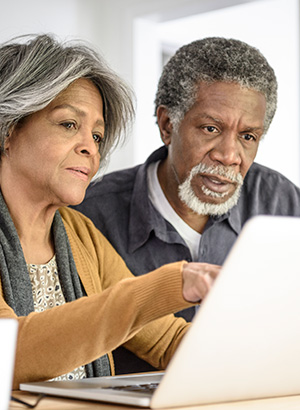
top-left (3, 124), bottom-right (16, 155)
top-left (156, 106), bottom-right (173, 146)
top-left (4, 128), bottom-right (12, 152)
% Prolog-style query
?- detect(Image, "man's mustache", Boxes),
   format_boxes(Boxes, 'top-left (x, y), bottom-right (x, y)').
top-left (188, 163), bottom-right (243, 185)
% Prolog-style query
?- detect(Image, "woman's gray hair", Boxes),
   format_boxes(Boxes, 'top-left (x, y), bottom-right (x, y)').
top-left (0, 34), bottom-right (135, 168)
top-left (155, 37), bottom-right (277, 135)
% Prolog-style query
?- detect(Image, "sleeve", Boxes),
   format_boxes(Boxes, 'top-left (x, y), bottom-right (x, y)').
top-left (0, 208), bottom-right (193, 389)
top-left (65, 207), bottom-right (193, 371)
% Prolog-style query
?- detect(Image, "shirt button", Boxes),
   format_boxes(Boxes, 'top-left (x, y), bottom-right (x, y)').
top-left (200, 246), bottom-right (207, 256)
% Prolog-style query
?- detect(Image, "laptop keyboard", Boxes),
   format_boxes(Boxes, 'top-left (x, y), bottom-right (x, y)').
top-left (105, 383), bottom-right (159, 395)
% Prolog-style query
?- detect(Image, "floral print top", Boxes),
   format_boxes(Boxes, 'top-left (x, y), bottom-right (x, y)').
top-left (27, 255), bottom-right (86, 381)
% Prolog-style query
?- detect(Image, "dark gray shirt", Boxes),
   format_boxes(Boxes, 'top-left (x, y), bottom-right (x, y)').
top-left (74, 146), bottom-right (300, 372)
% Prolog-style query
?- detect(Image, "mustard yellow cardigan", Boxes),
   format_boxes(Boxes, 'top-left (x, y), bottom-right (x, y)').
top-left (0, 207), bottom-right (193, 389)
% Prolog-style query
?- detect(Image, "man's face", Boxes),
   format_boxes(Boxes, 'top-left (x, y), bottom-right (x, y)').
top-left (160, 82), bottom-right (266, 216)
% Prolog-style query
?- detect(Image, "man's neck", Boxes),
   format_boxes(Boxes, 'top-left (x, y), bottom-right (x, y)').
top-left (157, 160), bottom-right (209, 234)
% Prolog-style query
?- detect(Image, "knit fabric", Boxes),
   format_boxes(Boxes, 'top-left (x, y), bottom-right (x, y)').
top-left (0, 191), bottom-right (110, 377)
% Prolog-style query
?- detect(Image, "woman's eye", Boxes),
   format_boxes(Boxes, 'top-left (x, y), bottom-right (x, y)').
top-left (61, 122), bottom-right (76, 130)
top-left (92, 133), bottom-right (103, 144)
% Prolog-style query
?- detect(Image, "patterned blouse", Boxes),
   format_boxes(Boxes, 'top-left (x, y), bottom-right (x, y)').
top-left (27, 255), bottom-right (86, 381)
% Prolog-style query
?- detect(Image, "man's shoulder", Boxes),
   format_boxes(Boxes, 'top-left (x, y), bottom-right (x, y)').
top-left (86, 164), bottom-right (141, 199)
top-left (85, 146), bottom-right (167, 201)
top-left (245, 162), bottom-right (299, 189)
top-left (239, 162), bottom-right (300, 216)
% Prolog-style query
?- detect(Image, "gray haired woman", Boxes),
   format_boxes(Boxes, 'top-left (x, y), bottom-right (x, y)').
top-left (0, 34), bottom-right (220, 389)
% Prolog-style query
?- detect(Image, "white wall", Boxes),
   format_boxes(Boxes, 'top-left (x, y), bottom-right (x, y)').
top-left (0, 0), bottom-right (299, 185)
top-left (133, 0), bottom-right (300, 186)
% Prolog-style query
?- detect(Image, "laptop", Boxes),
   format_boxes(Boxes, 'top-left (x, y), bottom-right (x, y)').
top-left (0, 319), bottom-right (18, 410)
top-left (20, 215), bottom-right (300, 408)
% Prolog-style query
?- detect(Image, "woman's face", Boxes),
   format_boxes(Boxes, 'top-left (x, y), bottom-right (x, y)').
top-left (2, 78), bottom-right (104, 207)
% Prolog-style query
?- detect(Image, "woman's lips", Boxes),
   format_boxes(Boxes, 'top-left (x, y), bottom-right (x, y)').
top-left (66, 167), bottom-right (90, 181)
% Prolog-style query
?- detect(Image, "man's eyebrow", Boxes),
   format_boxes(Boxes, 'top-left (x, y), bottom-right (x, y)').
top-left (243, 126), bottom-right (264, 133)
top-left (196, 113), bottom-right (264, 132)
top-left (194, 113), bottom-right (223, 123)
top-left (53, 103), bottom-right (105, 127)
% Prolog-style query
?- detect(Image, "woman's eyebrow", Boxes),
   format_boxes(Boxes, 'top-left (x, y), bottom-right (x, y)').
top-left (53, 103), bottom-right (105, 127)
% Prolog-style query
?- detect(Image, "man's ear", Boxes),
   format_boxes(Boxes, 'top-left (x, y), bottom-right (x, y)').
top-left (156, 106), bottom-right (173, 146)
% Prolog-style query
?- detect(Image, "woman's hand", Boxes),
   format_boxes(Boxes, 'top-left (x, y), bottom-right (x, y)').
top-left (182, 262), bottom-right (221, 303)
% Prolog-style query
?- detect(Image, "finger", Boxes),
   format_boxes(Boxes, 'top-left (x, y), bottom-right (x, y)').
top-left (187, 263), bottom-right (221, 280)
top-left (206, 266), bottom-right (221, 280)
top-left (203, 272), bottom-right (214, 288)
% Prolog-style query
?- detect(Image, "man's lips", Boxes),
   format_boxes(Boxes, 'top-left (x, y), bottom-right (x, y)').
top-left (66, 167), bottom-right (91, 181)
top-left (200, 174), bottom-right (236, 194)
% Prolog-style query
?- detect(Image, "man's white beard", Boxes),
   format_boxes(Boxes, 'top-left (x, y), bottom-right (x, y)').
top-left (178, 163), bottom-right (243, 216)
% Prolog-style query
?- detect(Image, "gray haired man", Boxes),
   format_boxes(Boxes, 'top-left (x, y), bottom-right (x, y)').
top-left (74, 37), bottom-right (300, 373)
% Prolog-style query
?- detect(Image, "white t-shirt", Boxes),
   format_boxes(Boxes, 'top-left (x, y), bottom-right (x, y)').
top-left (147, 161), bottom-right (201, 261)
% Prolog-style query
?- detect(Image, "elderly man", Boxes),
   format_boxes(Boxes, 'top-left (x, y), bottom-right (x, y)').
top-left (74, 37), bottom-right (300, 373)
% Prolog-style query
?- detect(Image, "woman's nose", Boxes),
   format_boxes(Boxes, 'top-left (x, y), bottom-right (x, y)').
top-left (76, 130), bottom-right (100, 157)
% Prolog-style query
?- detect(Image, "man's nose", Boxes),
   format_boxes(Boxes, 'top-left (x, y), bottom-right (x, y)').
top-left (209, 133), bottom-right (242, 167)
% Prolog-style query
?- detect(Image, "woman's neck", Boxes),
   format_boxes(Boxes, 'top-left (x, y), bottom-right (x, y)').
top-left (1, 184), bottom-right (57, 264)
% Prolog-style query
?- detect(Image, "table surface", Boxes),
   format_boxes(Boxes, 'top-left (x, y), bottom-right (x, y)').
top-left (8, 391), bottom-right (300, 410)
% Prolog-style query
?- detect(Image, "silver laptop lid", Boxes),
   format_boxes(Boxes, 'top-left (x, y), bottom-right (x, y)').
top-left (0, 319), bottom-right (18, 410)
top-left (151, 215), bottom-right (300, 407)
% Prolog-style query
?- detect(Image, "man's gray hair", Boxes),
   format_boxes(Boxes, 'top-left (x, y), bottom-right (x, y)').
top-left (0, 34), bottom-right (135, 168)
top-left (155, 37), bottom-right (277, 134)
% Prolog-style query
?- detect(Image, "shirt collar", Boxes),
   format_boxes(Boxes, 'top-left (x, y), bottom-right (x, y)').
top-left (227, 202), bottom-right (243, 234)
top-left (208, 204), bottom-right (242, 236)
top-left (128, 147), bottom-right (170, 253)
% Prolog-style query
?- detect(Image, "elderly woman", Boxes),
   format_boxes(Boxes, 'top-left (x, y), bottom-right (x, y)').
top-left (0, 34), bottom-right (220, 389)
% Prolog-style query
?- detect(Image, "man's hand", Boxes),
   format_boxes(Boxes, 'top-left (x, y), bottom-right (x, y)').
top-left (182, 262), bottom-right (221, 303)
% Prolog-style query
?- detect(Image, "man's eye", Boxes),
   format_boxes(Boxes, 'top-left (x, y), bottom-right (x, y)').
top-left (204, 126), bottom-right (218, 133)
top-left (242, 133), bottom-right (256, 141)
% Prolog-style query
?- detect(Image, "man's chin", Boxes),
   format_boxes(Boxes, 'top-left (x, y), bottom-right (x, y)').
top-left (178, 164), bottom-right (244, 217)
top-left (179, 187), bottom-right (242, 216)
top-left (196, 191), bottom-right (232, 205)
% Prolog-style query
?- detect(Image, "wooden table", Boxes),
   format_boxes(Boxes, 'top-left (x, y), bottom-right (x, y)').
top-left (9, 391), bottom-right (300, 410)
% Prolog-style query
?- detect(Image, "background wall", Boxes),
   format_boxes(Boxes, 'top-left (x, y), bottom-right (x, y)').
top-left (0, 0), bottom-right (299, 185)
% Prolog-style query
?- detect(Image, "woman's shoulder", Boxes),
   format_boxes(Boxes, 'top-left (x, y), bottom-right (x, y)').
top-left (59, 206), bottom-right (132, 286)
top-left (58, 206), bottom-right (115, 253)
top-left (59, 206), bottom-right (94, 226)
top-left (59, 206), bottom-right (104, 244)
